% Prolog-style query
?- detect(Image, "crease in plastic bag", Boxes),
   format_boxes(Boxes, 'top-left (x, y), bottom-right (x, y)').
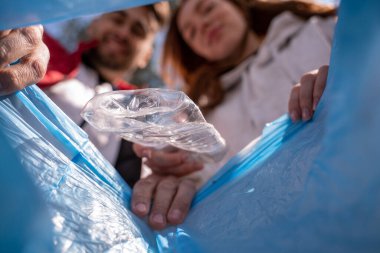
top-left (81, 89), bottom-right (227, 163)
top-left (0, 86), bottom-right (158, 252)
top-left (0, 130), bottom-right (53, 253)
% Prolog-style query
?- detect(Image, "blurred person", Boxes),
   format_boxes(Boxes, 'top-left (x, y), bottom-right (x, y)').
top-left (133, 63), bottom-right (330, 230)
top-left (40, 3), bottom-right (200, 230)
top-left (40, 3), bottom-right (170, 188)
top-left (155, 0), bottom-right (335, 181)
top-left (131, 0), bottom-right (337, 226)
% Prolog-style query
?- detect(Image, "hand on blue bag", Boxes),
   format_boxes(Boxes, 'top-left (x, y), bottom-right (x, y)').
top-left (0, 25), bottom-right (49, 95)
top-left (288, 65), bottom-right (329, 122)
top-left (132, 173), bottom-right (197, 230)
top-left (131, 144), bottom-right (201, 230)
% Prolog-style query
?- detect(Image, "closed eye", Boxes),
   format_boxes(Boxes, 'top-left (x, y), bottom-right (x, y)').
top-left (202, 2), bottom-right (215, 15)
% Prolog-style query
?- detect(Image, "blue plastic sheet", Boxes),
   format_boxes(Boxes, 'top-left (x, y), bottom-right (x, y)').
top-left (0, 87), bottom-right (158, 252)
top-left (0, 130), bottom-right (52, 253)
top-left (0, 0), bottom-right (162, 30)
top-left (1, 0), bottom-right (380, 252)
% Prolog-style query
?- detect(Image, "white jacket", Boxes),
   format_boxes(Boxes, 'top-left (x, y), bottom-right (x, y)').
top-left (192, 12), bottom-right (336, 187)
top-left (43, 64), bottom-right (122, 164)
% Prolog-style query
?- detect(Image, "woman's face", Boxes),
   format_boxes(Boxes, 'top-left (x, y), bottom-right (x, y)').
top-left (177, 0), bottom-right (249, 62)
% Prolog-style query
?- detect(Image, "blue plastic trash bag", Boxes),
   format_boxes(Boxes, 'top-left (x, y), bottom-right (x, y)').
top-left (0, 0), bottom-right (163, 29)
top-left (0, 130), bottom-right (53, 253)
top-left (0, 86), bottom-right (158, 252)
top-left (1, 0), bottom-right (380, 252)
top-left (154, 1), bottom-right (380, 252)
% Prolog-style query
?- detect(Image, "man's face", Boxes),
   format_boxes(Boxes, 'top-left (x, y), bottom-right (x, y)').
top-left (89, 7), bottom-right (158, 71)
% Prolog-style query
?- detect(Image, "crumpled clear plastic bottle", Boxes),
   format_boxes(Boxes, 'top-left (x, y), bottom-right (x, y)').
top-left (81, 88), bottom-right (227, 163)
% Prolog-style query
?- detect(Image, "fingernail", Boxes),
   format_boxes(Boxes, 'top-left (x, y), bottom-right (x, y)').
top-left (313, 98), bottom-right (320, 111)
top-left (135, 203), bottom-right (147, 214)
top-left (302, 108), bottom-right (310, 121)
top-left (290, 111), bottom-right (298, 122)
top-left (141, 149), bottom-right (152, 159)
top-left (181, 153), bottom-right (188, 161)
top-left (152, 214), bottom-right (165, 224)
top-left (169, 209), bottom-right (182, 222)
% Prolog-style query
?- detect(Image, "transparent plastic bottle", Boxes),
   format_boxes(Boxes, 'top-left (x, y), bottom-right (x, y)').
top-left (81, 89), bottom-right (226, 163)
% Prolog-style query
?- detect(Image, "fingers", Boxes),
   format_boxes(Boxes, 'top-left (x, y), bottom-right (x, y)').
top-left (145, 149), bottom-right (187, 168)
top-left (289, 73), bottom-right (315, 122)
top-left (146, 157), bottom-right (203, 177)
top-left (288, 65), bottom-right (329, 122)
top-left (0, 41), bottom-right (49, 95)
top-left (131, 174), bottom-right (197, 230)
top-left (0, 25), bottom-right (44, 67)
top-left (148, 176), bottom-right (178, 230)
top-left (313, 65), bottom-right (329, 110)
top-left (299, 72), bottom-right (316, 121)
top-left (132, 143), bottom-right (145, 157)
top-left (131, 174), bottom-right (161, 218)
top-left (167, 179), bottom-right (196, 225)
top-left (288, 84), bottom-right (301, 122)
top-left (171, 160), bottom-right (203, 177)
top-left (148, 176), bottom-right (196, 230)
top-left (0, 25), bottom-right (49, 95)
top-left (133, 144), bottom-right (184, 166)
top-left (133, 144), bottom-right (203, 176)
top-left (0, 30), bottom-right (11, 39)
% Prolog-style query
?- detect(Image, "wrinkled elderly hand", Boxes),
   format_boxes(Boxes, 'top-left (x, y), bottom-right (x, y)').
top-left (288, 65), bottom-right (329, 122)
top-left (132, 174), bottom-right (196, 230)
top-left (133, 144), bottom-right (203, 177)
top-left (0, 25), bottom-right (49, 95)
